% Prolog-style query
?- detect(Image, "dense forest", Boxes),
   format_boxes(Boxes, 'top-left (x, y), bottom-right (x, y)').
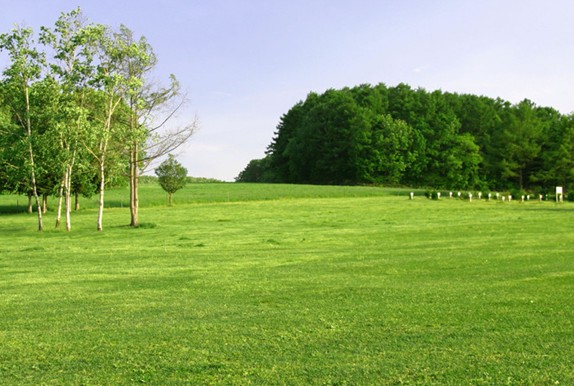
top-left (237, 83), bottom-right (574, 193)
top-left (0, 9), bottom-right (195, 231)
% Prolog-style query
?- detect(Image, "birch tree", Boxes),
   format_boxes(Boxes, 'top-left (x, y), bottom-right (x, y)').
top-left (0, 27), bottom-right (46, 231)
top-left (112, 25), bottom-right (196, 227)
top-left (40, 8), bottom-right (101, 231)
top-left (87, 26), bottom-right (128, 231)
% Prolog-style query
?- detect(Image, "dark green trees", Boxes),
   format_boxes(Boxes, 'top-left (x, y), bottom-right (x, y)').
top-left (155, 155), bottom-right (188, 206)
top-left (239, 83), bottom-right (573, 191)
top-left (235, 157), bottom-right (275, 183)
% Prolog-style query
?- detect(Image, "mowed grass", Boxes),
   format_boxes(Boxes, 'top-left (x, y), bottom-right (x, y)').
top-left (0, 183), bottom-right (573, 384)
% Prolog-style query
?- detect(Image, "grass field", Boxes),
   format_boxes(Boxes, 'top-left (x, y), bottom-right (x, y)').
top-left (1, 183), bottom-right (573, 384)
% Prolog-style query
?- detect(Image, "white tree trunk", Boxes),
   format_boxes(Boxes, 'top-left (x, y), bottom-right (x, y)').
top-left (55, 174), bottom-right (65, 228)
top-left (65, 164), bottom-right (73, 232)
top-left (130, 142), bottom-right (139, 227)
top-left (24, 86), bottom-right (42, 231)
top-left (97, 159), bottom-right (105, 231)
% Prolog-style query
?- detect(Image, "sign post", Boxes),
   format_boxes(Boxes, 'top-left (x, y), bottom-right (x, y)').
top-left (556, 186), bottom-right (563, 203)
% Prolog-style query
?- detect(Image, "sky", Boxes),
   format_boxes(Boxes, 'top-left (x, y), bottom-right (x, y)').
top-left (2, 0), bottom-right (574, 181)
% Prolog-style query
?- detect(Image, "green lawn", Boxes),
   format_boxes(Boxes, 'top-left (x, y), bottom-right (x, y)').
top-left (1, 184), bottom-right (573, 384)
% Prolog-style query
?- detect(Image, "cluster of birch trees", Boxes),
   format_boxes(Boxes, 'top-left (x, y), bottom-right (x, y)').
top-left (0, 8), bottom-right (196, 231)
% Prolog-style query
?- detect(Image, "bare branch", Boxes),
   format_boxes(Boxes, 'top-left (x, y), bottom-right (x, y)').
top-left (140, 114), bottom-right (199, 171)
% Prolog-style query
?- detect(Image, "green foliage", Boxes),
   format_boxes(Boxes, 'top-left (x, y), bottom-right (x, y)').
top-left (154, 155), bottom-right (187, 205)
top-left (509, 188), bottom-right (526, 200)
top-left (186, 176), bottom-right (224, 184)
top-left (235, 157), bottom-right (277, 182)
top-left (139, 176), bottom-right (223, 185)
top-left (0, 8), bottom-right (192, 231)
top-left (242, 83), bottom-right (573, 191)
top-left (1, 184), bottom-right (573, 384)
top-left (425, 190), bottom-right (441, 200)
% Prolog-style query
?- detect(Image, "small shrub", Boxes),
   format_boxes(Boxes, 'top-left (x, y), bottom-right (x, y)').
top-left (424, 190), bottom-right (440, 200)
top-left (509, 188), bottom-right (526, 200)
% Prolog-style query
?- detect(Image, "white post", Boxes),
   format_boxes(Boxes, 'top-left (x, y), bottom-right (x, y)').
top-left (478, 192), bottom-right (482, 200)
top-left (521, 195), bottom-right (525, 203)
top-left (449, 191), bottom-right (453, 199)
top-left (496, 193), bottom-right (500, 200)
top-left (469, 192), bottom-right (473, 202)
top-left (508, 195), bottom-right (512, 202)
top-left (410, 192), bottom-right (414, 200)
top-left (437, 192), bottom-right (441, 199)
top-left (488, 193), bottom-right (492, 201)
top-left (539, 194), bottom-right (543, 202)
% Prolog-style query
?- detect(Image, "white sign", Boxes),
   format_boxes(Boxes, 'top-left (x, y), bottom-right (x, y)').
top-left (556, 186), bottom-right (563, 202)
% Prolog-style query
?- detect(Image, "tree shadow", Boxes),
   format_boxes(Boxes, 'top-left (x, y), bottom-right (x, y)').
top-left (521, 205), bottom-right (574, 212)
top-left (102, 200), bottom-right (129, 209)
top-left (0, 205), bottom-right (29, 215)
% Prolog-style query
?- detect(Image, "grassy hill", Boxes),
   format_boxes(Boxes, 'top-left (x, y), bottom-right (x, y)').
top-left (1, 183), bottom-right (572, 384)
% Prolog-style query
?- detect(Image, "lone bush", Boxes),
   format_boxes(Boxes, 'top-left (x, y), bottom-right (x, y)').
top-left (155, 155), bottom-right (188, 206)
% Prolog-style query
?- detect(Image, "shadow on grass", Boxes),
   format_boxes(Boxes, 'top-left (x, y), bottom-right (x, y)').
top-left (0, 226), bottom-right (31, 234)
top-left (521, 205), bottom-right (574, 212)
top-left (112, 222), bottom-right (158, 230)
top-left (0, 205), bottom-right (29, 215)
top-left (100, 200), bottom-right (129, 209)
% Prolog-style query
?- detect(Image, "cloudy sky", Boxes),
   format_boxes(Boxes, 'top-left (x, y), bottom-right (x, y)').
top-left (2, 0), bottom-right (574, 181)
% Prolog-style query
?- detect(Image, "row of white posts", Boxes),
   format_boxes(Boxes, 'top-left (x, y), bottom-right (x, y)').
top-left (409, 186), bottom-right (565, 202)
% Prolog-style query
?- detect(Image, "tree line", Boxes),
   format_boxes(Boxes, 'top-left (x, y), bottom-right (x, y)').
top-left (237, 83), bottom-right (573, 193)
top-left (0, 8), bottom-right (196, 231)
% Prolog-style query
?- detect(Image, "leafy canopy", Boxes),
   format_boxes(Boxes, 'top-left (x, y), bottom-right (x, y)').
top-left (154, 154), bottom-right (187, 204)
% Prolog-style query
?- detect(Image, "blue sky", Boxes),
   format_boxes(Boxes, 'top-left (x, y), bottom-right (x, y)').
top-left (2, 0), bottom-right (574, 180)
